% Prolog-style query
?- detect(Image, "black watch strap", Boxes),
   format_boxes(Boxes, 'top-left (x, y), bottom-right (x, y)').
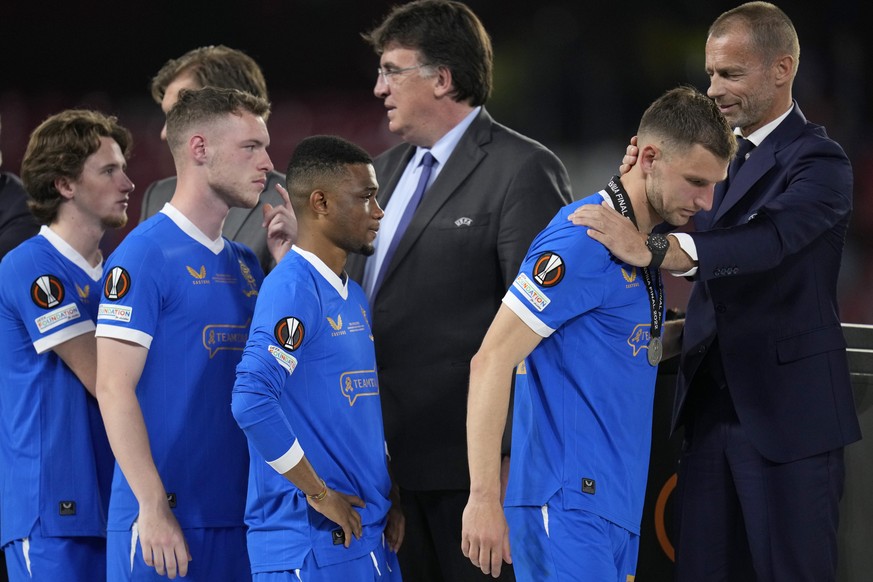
top-left (646, 234), bottom-right (669, 269)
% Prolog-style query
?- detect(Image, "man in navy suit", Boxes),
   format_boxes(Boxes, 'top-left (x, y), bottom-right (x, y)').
top-left (570, 3), bottom-right (860, 580)
top-left (347, 1), bottom-right (571, 580)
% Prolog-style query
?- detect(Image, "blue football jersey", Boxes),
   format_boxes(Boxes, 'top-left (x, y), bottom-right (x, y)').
top-left (96, 205), bottom-right (263, 531)
top-left (233, 247), bottom-right (391, 572)
top-left (0, 227), bottom-right (113, 544)
top-left (503, 192), bottom-right (661, 535)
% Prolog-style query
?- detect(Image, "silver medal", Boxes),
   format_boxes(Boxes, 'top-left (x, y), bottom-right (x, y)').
top-left (647, 337), bottom-right (663, 366)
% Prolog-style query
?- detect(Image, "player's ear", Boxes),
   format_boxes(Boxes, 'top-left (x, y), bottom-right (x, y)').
top-left (639, 144), bottom-right (659, 174)
top-left (310, 189), bottom-right (329, 216)
top-left (190, 134), bottom-right (208, 164)
top-left (54, 176), bottom-right (74, 200)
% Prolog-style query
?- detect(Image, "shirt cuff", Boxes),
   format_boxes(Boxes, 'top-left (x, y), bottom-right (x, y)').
top-left (669, 233), bottom-right (698, 277)
top-left (267, 439), bottom-right (304, 474)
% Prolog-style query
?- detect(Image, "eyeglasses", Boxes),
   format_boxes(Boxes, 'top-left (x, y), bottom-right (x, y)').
top-left (376, 64), bottom-right (429, 86)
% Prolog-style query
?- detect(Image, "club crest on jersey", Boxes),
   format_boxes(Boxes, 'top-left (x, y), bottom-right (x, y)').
top-left (104, 267), bottom-right (131, 301)
top-left (31, 275), bottom-right (64, 309)
top-left (340, 370), bottom-right (379, 405)
top-left (239, 259), bottom-right (259, 298)
top-left (274, 317), bottom-right (304, 351)
top-left (627, 323), bottom-right (652, 357)
top-left (360, 305), bottom-right (374, 341)
top-left (533, 252), bottom-right (565, 288)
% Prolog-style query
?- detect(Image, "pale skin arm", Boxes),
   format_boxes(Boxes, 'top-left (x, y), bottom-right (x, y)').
top-left (567, 203), bottom-right (696, 272)
top-left (263, 183), bottom-right (298, 264)
top-left (53, 332), bottom-right (98, 398)
top-left (96, 337), bottom-right (190, 579)
top-left (572, 135), bottom-right (696, 271)
top-left (462, 306), bottom-right (543, 578)
top-left (280, 455), bottom-right (367, 549)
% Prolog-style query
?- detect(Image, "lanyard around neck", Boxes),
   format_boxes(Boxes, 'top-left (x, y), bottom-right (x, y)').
top-left (603, 176), bottom-right (664, 366)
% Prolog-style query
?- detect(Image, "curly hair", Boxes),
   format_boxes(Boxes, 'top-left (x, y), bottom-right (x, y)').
top-left (21, 110), bottom-right (132, 224)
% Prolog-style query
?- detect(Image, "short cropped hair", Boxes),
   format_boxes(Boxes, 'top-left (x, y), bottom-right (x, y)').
top-left (150, 45), bottom-right (269, 104)
top-left (709, 2), bottom-right (800, 71)
top-left (285, 135), bottom-right (373, 212)
top-left (21, 110), bottom-right (132, 224)
top-left (638, 86), bottom-right (737, 163)
top-left (165, 87), bottom-right (271, 153)
top-left (364, 0), bottom-right (492, 106)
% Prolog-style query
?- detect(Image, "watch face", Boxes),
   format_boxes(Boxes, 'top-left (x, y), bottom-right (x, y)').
top-left (648, 234), bottom-right (669, 251)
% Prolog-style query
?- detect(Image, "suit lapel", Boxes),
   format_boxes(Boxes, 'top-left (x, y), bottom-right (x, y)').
top-left (712, 148), bottom-right (775, 224)
top-left (383, 109), bottom-right (491, 281)
top-left (711, 103), bottom-right (808, 225)
top-left (377, 147), bottom-right (416, 211)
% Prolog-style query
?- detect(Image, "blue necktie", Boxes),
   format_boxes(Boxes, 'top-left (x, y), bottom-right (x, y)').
top-left (370, 152), bottom-right (436, 300)
top-left (728, 136), bottom-right (755, 183)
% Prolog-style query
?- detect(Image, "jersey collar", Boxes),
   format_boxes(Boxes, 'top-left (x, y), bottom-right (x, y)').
top-left (290, 246), bottom-right (349, 300)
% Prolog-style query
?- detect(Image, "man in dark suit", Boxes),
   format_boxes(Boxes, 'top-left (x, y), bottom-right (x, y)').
top-left (346, 2), bottom-right (571, 580)
top-left (140, 46), bottom-right (295, 273)
top-left (571, 3), bottom-right (860, 580)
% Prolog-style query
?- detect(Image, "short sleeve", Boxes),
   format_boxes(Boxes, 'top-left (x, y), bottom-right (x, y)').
top-left (1, 244), bottom-right (95, 354)
top-left (505, 203), bottom-right (610, 337)
top-left (95, 236), bottom-right (167, 348)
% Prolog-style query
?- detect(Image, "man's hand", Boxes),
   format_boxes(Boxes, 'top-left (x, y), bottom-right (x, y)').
top-left (307, 487), bottom-right (366, 548)
top-left (264, 183), bottom-right (298, 264)
top-left (137, 500), bottom-right (191, 579)
top-left (385, 505), bottom-right (405, 553)
top-left (461, 495), bottom-right (512, 578)
top-left (619, 135), bottom-right (639, 176)
top-left (384, 487), bottom-right (406, 553)
top-left (568, 202), bottom-right (651, 267)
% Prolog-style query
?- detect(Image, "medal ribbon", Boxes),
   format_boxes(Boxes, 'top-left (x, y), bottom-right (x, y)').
top-left (603, 176), bottom-right (664, 365)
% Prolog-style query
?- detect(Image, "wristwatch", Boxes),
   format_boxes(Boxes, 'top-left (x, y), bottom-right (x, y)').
top-left (645, 234), bottom-right (669, 269)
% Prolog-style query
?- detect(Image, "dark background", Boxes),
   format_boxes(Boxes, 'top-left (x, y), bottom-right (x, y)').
top-left (2, 0), bottom-right (870, 320)
top-left (1, 3), bottom-right (871, 580)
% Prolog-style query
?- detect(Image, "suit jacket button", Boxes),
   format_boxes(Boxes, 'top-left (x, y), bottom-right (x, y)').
top-left (716, 303), bottom-right (727, 313)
